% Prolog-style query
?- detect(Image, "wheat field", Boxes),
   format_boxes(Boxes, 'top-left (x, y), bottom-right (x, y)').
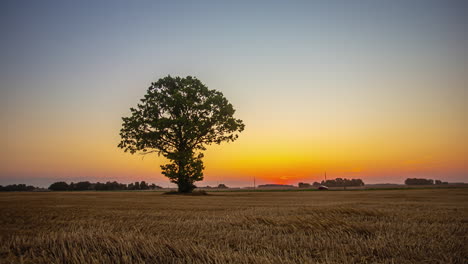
top-left (0, 189), bottom-right (466, 264)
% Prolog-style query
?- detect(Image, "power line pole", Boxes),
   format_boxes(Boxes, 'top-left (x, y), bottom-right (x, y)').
top-left (254, 176), bottom-right (256, 190)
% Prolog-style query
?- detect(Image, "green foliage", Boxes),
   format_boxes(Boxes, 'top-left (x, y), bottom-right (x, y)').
top-left (118, 76), bottom-right (244, 192)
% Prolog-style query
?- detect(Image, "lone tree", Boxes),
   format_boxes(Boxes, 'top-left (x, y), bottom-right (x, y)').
top-left (118, 76), bottom-right (244, 193)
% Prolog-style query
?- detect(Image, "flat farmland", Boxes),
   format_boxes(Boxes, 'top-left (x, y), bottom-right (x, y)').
top-left (0, 189), bottom-right (466, 264)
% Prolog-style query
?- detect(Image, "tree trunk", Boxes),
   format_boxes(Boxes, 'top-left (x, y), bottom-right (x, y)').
top-left (177, 179), bottom-right (195, 193)
top-left (175, 157), bottom-right (193, 193)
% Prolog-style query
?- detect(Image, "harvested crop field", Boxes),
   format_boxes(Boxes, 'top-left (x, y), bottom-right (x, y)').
top-left (0, 189), bottom-right (467, 263)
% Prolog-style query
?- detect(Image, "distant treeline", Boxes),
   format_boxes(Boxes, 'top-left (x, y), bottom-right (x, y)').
top-left (404, 178), bottom-right (448, 185)
top-left (0, 184), bottom-right (38, 192)
top-left (201, 184), bottom-right (229, 189)
top-left (299, 178), bottom-right (365, 188)
top-left (48, 181), bottom-right (162, 191)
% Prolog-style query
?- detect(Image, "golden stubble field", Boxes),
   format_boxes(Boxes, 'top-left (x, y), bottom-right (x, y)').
top-left (0, 189), bottom-right (467, 264)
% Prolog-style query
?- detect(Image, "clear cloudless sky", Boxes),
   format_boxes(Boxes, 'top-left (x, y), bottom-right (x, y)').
top-left (1, 0), bottom-right (467, 187)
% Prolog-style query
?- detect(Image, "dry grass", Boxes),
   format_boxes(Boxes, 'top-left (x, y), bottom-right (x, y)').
top-left (0, 189), bottom-right (467, 263)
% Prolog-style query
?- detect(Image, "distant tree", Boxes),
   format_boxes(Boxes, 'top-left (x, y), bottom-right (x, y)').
top-left (76, 181), bottom-right (92, 191)
top-left (118, 76), bottom-right (245, 193)
top-left (320, 178), bottom-right (365, 187)
top-left (312, 182), bottom-right (321, 187)
top-left (140, 181), bottom-right (149, 190)
top-left (335, 178), bottom-right (344, 188)
top-left (217, 184), bottom-right (228, 189)
top-left (405, 178), bottom-right (434, 185)
top-left (298, 182), bottom-right (311, 188)
top-left (435, 180), bottom-right (442, 185)
top-left (0, 184), bottom-right (37, 192)
top-left (95, 182), bottom-right (105, 190)
top-left (351, 179), bottom-right (365, 186)
top-left (46, 180), bottom-right (156, 191)
top-left (48, 182), bottom-right (69, 191)
top-left (120, 182), bottom-right (128, 190)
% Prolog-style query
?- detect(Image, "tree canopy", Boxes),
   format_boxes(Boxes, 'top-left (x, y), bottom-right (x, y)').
top-left (118, 76), bottom-right (244, 192)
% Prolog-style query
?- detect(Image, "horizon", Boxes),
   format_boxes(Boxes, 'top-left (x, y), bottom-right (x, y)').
top-left (2, 1), bottom-right (468, 187)
top-left (0, 176), bottom-right (464, 189)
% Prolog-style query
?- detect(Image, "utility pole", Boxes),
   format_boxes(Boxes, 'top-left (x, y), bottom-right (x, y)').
top-left (254, 176), bottom-right (256, 190)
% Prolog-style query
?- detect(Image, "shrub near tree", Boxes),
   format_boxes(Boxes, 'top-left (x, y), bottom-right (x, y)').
top-left (118, 76), bottom-right (244, 193)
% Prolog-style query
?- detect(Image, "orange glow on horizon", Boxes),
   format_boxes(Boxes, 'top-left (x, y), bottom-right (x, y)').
top-left (3, 116), bottom-right (467, 186)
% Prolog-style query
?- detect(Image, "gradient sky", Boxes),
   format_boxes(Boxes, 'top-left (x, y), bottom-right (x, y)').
top-left (1, 0), bottom-right (467, 187)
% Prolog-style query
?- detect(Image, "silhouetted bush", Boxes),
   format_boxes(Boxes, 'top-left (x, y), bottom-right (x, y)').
top-left (217, 184), bottom-right (228, 189)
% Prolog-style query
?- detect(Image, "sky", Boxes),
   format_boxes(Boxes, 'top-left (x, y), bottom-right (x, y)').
top-left (1, 0), bottom-right (467, 187)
